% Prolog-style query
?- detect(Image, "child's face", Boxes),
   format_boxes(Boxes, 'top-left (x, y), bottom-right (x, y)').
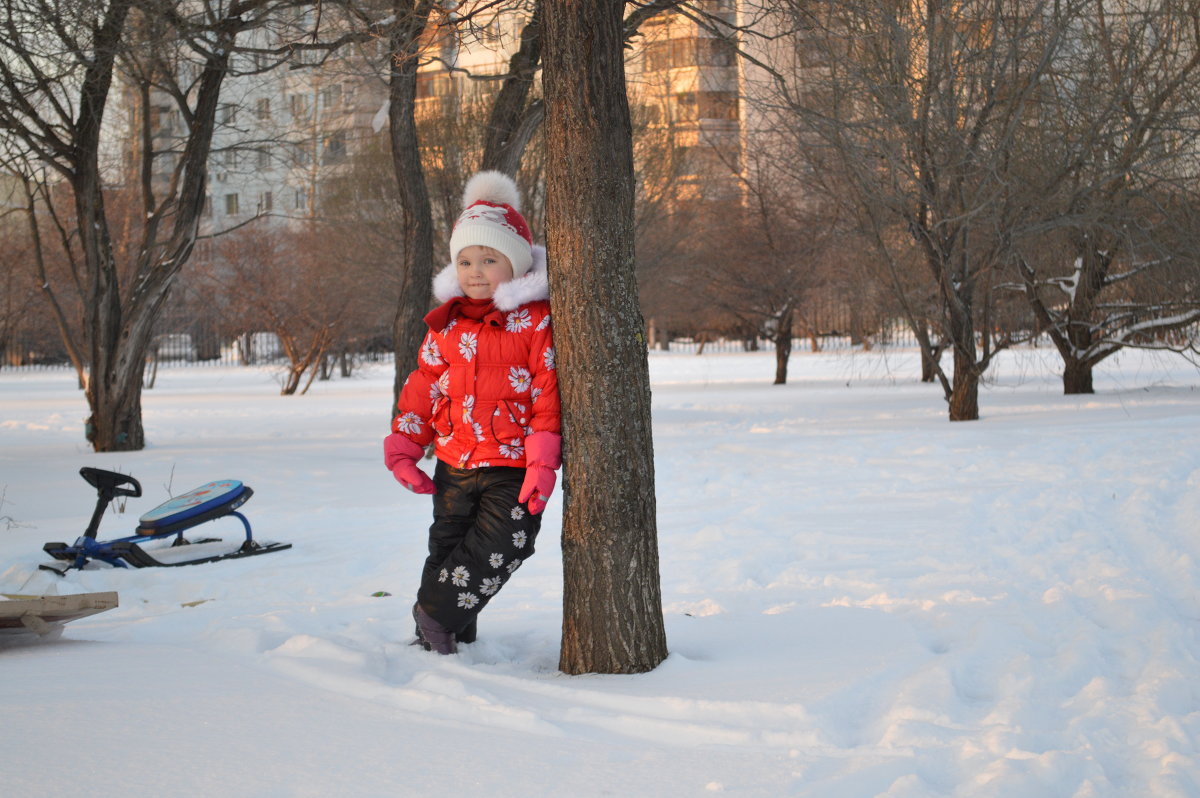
top-left (456, 246), bottom-right (514, 300)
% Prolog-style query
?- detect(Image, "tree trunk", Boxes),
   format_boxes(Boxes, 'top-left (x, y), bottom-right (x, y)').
top-left (774, 308), bottom-right (793, 385)
top-left (544, 0), bottom-right (668, 675)
top-left (480, 2), bottom-right (545, 176)
top-left (920, 347), bottom-right (939, 383)
top-left (388, 1), bottom-right (438, 417)
top-left (946, 304), bottom-right (980, 421)
top-left (1062, 358), bottom-right (1095, 394)
top-left (86, 340), bottom-right (149, 450)
top-left (948, 347), bottom-right (980, 421)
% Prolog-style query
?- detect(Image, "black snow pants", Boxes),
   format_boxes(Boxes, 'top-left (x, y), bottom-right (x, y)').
top-left (417, 460), bottom-right (542, 634)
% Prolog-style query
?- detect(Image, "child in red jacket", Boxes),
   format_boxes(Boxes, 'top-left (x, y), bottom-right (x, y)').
top-left (384, 171), bottom-right (561, 655)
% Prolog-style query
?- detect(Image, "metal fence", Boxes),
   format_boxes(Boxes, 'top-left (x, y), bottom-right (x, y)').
top-left (1, 332), bottom-right (924, 376)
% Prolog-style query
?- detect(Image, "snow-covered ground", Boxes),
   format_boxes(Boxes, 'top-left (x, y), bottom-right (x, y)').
top-left (2, 348), bottom-right (1198, 797)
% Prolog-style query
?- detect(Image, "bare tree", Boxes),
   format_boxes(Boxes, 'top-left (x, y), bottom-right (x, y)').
top-left (0, 177), bottom-right (43, 367)
top-left (1009, 0), bottom-right (1200, 393)
top-left (762, 0), bottom-right (1082, 420)
top-left (210, 223), bottom-right (363, 393)
top-left (544, 0), bottom-right (668, 675)
top-left (689, 143), bottom-right (838, 383)
top-left (0, 0), bottom-right (359, 449)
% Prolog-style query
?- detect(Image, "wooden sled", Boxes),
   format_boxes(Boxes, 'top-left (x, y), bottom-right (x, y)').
top-left (0, 592), bottom-right (119, 638)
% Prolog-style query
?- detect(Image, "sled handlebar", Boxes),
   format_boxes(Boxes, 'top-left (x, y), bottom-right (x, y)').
top-left (79, 467), bottom-right (143, 499)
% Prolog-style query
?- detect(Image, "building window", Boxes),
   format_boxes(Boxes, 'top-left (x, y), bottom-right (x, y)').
top-left (151, 104), bottom-right (175, 134)
top-left (674, 91), bottom-right (697, 121)
top-left (698, 91), bottom-right (738, 120)
top-left (294, 189), bottom-right (307, 211)
top-left (416, 73), bottom-right (454, 99)
top-left (644, 40), bottom-right (673, 72)
top-left (673, 91), bottom-right (738, 121)
top-left (290, 93), bottom-right (311, 119)
top-left (223, 148), bottom-right (238, 168)
top-left (219, 103), bottom-right (237, 124)
top-left (203, 194), bottom-right (212, 217)
top-left (294, 142), bottom-right (312, 166)
top-left (224, 193), bottom-right (239, 215)
top-left (256, 97), bottom-right (271, 120)
top-left (260, 191), bottom-right (273, 212)
top-left (698, 37), bottom-right (737, 67)
top-left (257, 147), bottom-right (271, 169)
top-left (646, 37), bottom-right (736, 71)
top-left (322, 131), bottom-right (346, 164)
top-left (320, 83), bottom-right (342, 108)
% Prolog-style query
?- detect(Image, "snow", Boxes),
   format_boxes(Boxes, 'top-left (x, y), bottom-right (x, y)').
top-left (2, 348), bottom-right (1199, 797)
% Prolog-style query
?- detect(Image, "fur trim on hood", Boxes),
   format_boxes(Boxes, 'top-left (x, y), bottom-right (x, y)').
top-left (432, 245), bottom-right (548, 312)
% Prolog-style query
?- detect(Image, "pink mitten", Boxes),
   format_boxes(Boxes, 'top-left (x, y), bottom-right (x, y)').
top-left (519, 432), bottom-right (562, 514)
top-left (383, 434), bottom-right (436, 495)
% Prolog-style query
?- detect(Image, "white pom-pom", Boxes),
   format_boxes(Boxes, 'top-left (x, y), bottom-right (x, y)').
top-left (462, 170), bottom-right (521, 211)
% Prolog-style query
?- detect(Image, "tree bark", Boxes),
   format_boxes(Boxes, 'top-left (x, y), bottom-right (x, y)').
top-left (1062, 359), bottom-right (1095, 394)
top-left (389, 0), bottom-right (438, 415)
top-left (774, 307), bottom-right (793, 385)
top-left (544, 0), bottom-right (668, 675)
top-left (948, 344), bottom-right (981, 422)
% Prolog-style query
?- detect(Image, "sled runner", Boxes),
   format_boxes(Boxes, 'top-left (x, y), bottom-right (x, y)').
top-left (41, 467), bottom-right (290, 575)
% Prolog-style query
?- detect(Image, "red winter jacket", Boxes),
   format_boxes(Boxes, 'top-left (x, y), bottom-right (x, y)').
top-left (392, 246), bottom-right (560, 470)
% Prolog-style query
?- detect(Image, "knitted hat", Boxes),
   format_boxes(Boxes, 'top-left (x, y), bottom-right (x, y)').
top-left (448, 171), bottom-right (534, 278)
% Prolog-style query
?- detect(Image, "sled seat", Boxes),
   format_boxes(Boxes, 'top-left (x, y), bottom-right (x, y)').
top-left (135, 479), bottom-right (253, 537)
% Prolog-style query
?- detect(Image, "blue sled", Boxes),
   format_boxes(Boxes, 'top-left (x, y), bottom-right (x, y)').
top-left (41, 468), bottom-right (290, 575)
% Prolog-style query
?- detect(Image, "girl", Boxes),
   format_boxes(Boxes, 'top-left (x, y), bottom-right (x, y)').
top-left (384, 171), bottom-right (561, 655)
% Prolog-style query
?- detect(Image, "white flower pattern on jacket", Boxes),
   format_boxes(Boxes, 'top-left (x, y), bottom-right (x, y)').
top-left (508, 366), bottom-right (532, 393)
top-left (458, 331), bottom-right (477, 361)
top-left (499, 439), bottom-right (524, 459)
top-left (506, 309), bottom-right (532, 333)
top-left (393, 412), bottom-right (422, 435)
top-left (420, 337), bottom-right (443, 366)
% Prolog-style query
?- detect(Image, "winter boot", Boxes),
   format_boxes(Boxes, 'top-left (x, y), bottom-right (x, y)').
top-left (412, 603), bottom-right (457, 655)
top-left (413, 615), bottom-right (477, 645)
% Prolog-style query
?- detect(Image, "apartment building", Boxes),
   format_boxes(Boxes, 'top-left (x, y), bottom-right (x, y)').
top-left (136, 2), bottom-right (758, 239)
